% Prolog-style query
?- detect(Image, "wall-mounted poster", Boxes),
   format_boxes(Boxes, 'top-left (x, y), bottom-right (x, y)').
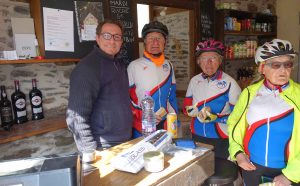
top-left (74, 1), bottom-right (104, 42)
top-left (43, 7), bottom-right (74, 52)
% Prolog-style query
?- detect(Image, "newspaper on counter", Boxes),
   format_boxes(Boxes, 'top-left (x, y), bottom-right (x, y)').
top-left (111, 130), bottom-right (172, 174)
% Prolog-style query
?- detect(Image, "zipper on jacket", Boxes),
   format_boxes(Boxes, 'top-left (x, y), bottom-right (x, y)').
top-left (232, 88), bottom-right (250, 148)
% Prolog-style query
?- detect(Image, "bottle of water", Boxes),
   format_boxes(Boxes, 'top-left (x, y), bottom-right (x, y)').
top-left (141, 91), bottom-right (156, 136)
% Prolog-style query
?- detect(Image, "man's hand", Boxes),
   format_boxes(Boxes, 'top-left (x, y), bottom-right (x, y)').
top-left (185, 105), bottom-right (199, 117)
top-left (198, 107), bottom-right (217, 123)
top-left (236, 152), bottom-right (256, 171)
top-left (273, 174), bottom-right (292, 186)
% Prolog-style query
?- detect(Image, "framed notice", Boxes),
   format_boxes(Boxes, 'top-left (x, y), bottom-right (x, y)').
top-left (74, 1), bottom-right (104, 42)
top-left (43, 7), bottom-right (74, 52)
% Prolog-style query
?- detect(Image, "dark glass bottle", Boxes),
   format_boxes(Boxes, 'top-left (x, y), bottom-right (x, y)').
top-left (0, 86), bottom-right (14, 130)
top-left (29, 79), bottom-right (44, 120)
top-left (11, 80), bottom-right (28, 124)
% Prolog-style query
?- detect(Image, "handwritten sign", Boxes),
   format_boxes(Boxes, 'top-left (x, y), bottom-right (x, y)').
top-left (109, 0), bottom-right (135, 65)
top-left (200, 0), bottom-right (214, 41)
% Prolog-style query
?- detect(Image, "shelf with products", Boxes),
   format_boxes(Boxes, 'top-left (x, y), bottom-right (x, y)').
top-left (224, 31), bottom-right (276, 36)
top-left (216, 9), bottom-right (277, 89)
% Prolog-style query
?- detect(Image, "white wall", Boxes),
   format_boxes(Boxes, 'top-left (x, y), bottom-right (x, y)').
top-left (276, 0), bottom-right (300, 82)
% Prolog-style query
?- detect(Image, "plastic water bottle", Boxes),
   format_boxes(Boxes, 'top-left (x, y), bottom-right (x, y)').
top-left (141, 91), bottom-right (156, 136)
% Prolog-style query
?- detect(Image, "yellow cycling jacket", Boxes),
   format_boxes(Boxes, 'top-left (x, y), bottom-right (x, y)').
top-left (228, 79), bottom-right (300, 183)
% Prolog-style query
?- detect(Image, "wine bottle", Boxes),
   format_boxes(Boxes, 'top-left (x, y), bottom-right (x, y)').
top-left (29, 79), bottom-right (44, 120)
top-left (0, 85), bottom-right (14, 130)
top-left (11, 80), bottom-right (28, 124)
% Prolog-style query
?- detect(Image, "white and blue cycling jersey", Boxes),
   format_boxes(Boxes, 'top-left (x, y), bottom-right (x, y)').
top-left (128, 56), bottom-right (179, 138)
top-left (245, 82), bottom-right (293, 168)
top-left (183, 70), bottom-right (241, 138)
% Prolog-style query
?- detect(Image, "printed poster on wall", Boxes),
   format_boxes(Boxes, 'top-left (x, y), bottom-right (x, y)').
top-left (43, 7), bottom-right (74, 52)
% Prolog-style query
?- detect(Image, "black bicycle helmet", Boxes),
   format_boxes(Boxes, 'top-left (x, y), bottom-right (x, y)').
top-left (142, 21), bottom-right (169, 39)
top-left (255, 39), bottom-right (296, 64)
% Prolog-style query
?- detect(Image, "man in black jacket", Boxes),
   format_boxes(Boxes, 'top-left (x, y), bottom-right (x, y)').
top-left (66, 19), bottom-right (132, 155)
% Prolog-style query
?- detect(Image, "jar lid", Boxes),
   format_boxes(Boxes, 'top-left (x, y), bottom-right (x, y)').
top-left (143, 151), bottom-right (164, 161)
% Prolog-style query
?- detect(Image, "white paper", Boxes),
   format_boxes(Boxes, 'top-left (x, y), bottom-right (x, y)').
top-left (43, 7), bottom-right (74, 52)
top-left (81, 24), bottom-right (97, 41)
top-left (14, 33), bottom-right (37, 59)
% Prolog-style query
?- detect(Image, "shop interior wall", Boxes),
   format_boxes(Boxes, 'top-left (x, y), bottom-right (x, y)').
top-left (3, 0), bottom-right (298, 119)
top-left (276, 0), bottom-right (300, 82)
top-left (0, 0), bottom-right (75, 118)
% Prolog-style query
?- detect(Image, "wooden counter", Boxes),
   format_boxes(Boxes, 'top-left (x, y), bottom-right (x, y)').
top-left (84, 139), bottom-right (214, 186)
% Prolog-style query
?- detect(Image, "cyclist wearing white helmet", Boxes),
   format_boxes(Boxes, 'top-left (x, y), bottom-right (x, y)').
top-left (228, 39), bottom-right (300, 185)
top-left (183, 39), bottom-right (241, 159)
top-left (127, 21), bottom-right (179, 138)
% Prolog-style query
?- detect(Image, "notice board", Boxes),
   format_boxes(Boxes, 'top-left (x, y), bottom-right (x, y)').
top-left (36, 0), bottom-right (135, 62)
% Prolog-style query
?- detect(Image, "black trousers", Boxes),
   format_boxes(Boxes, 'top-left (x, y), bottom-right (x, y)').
top-left (242, 162), bottom-right (300, 186)
top-left (192, 134), bottom-right (229, 159)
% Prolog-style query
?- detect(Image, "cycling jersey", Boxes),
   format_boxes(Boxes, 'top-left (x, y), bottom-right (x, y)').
top-left (183, 70), bottom-right (241, 138)
top-left (128, 55), bottom-right (179, 138)
top-left (228, 79), bottom-right (300, 183)
top-left (245, 83), bottom-right (293, 168)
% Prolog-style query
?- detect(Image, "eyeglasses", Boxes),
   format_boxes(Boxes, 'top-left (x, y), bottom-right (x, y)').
top-left (145, 36), bottom-right (164, 43)
top-left (198, 56), bottom-right (219, 63)
top-left (100, 32), bottom-right (122, 41)
top-left (264, 61), bottom-right (294, 69)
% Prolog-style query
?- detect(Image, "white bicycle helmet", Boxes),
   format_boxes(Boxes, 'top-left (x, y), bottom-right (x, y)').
top-left (255, 39), bottom-right (296, 64)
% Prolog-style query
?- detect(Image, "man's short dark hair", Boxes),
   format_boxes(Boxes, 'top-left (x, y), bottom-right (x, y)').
top-left (96, 19), bottom-right (124, 35)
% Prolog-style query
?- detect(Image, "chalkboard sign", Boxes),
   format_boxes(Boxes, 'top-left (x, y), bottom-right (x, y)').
top-left (200, 0), bottom-right (215, 41)
top-left (109, 0), bottom-right (135, 65)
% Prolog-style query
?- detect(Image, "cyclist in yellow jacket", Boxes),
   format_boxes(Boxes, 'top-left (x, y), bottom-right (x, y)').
top-left (228, 39), bottom-right (300, 185)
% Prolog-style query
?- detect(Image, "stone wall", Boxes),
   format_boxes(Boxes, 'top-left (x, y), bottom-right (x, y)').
top-left (0, 0), bottom-right (30, 51)
top-left (0, 0), bottom-right (76, 118)
top-left (157, 11), bottom-right (191, 91)
top-left (0, 63), bottom-right (75, 118)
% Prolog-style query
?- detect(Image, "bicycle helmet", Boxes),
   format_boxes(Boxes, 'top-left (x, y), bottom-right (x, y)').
top-left (255, 39), bottom-right (296, 64)
top-left (195, 39), bottom-right (225, 57)
top-left (142, 21), bottom-right (169, 39)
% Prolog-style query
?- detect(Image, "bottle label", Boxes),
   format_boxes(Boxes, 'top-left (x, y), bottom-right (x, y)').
top-left (31, 96), bottom-right (42, 106)
top-left (33, 107), bottom-right (43, 114)
top-left (1, 107), bottom-right (13, 122)
top-left (17, 110), bottom-right (27, 117)
top-left (15, 98), bottom-right (26, 109)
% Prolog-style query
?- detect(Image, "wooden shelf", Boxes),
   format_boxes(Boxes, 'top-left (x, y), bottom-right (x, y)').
top-left (224, 31), bottom-right (277, 36)
top-left (0, 58), bottom-right (80, 65)
top-left (0, 115), bottom-right (67, 144)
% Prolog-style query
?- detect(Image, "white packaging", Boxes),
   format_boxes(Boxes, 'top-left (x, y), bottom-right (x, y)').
top-left (143, 151), bottom-right (164, 173)
top-left (111, 130), bottom-right (171, 173)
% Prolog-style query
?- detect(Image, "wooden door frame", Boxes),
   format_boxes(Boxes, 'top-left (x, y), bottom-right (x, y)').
top-left (132, 0), bottom-right (200, 97)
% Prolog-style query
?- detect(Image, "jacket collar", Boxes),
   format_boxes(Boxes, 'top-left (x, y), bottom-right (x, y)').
top-left (94, 45), bottom-right (115, 60)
